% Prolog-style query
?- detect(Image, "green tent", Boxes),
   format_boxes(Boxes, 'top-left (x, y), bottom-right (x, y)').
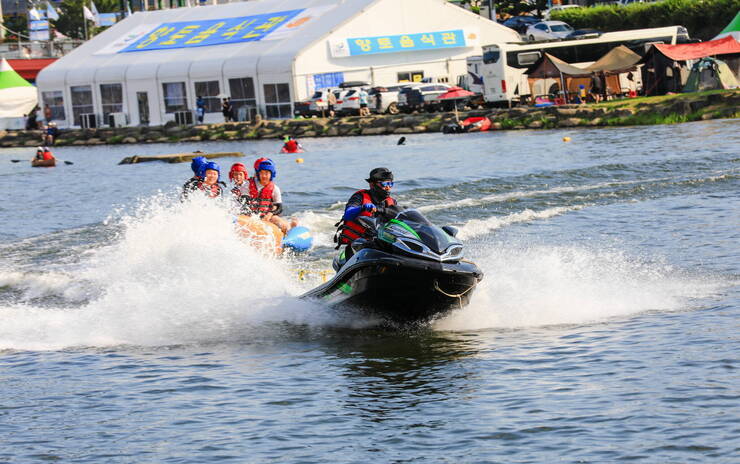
top-left (683, 57), bottom-right (739, 92)
top-left (0, 58), bottom-right (38, 123)
top-left (714, 10), bottom-right (740, 41)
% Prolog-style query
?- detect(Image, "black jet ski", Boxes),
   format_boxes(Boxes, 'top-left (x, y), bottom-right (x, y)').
top-left (301, 208), bottom-right (483, 324)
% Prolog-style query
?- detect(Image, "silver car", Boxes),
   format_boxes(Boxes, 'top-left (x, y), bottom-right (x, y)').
top-left (526, 21), bottom-right (574, 42)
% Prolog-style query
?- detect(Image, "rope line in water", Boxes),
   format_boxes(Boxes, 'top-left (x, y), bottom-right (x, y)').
top-left (295, 269), bottom-right (334, 283)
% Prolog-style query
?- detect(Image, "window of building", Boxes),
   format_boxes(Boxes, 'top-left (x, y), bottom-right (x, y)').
top-left (100, 83), bottom-right (123, 123)
top-left (41, 91), bottom-right (65, 121)
top-left (228, 77), bottom-right (257, 121)
top-left (263, 83), bottom-right (291, 119)
top-left (194, 80), bottom-right (221, 113)
top-left (70, 85), bottom-right (93, 127)
top-left (397, 71), bottom-right (424, 83)
top-left (162, 82), bottom-right (188, 113)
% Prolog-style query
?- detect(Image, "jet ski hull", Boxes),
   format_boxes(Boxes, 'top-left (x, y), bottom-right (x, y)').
top-left (301, 248), bottom-right (483, 324)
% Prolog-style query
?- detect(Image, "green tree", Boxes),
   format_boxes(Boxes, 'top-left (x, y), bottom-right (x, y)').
top-left (54, 0), bottom-right (119, 40)
top-left (2, 15), bottom-right (29, 41)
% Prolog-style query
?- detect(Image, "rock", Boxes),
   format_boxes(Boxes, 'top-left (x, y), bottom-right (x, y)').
top-left (393, 127), bottom-right (413, 134)
top-left (413, 126), bottom-right (427, 132)
top-left (527, 120), bottom-right (544, 129)
top-left (588, 117), bottom-right (603, 126)
top-left (491, 122), bottom-right (502, 130)
top-left (72, 140), bottom-right (87, 145)
top-left (122, 137), bottom-right (139, 144)
top-left (701, 113), bottom-right (714, 120)
top-left (361, 127), bottom-right (387, 135)
top-left (303, 131), bottom-right (317, 137)
top-left (87, 138), bottom-right (104, 145)
top-left (326, 127), bottom-right (339, 136)
top-left (555, 108), bottom-right (579, 116)
top-left (558, 118), bottom-right (583, 127)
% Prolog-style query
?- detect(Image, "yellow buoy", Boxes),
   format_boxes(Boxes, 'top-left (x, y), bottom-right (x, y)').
top-left (295, 158), bottom-right (304, 163)
top-left (563, 136), bottom-right (571, 142)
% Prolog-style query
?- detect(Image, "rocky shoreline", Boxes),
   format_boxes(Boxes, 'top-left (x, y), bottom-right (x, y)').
top-left (1, 90), bottom-right (737, 148)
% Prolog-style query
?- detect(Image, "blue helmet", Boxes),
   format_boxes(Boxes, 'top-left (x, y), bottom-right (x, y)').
top-left (191, 156), bottom-right (207, 177)
top-left (201, 161), bottom-right (221, 179)
top-left (256, 158), bottom-right (277, 180)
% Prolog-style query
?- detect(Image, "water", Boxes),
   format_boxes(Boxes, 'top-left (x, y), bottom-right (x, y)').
top-left (1, 120), bottom-right (738, 462)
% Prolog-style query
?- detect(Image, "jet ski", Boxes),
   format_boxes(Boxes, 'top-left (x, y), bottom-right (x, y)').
top-left (301, 208), bottom-right (483, 324)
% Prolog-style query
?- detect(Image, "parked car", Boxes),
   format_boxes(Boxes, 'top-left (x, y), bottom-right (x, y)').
top-left (333, 81), bottom-right (370, 115)
top-left (335, 88), bottom-right (367, 115)
top-left (368, 85), bottom-right (407, 114)
top-left (526, 21), bottom-right (574, 42)
top-left (397, 83), bottom-right (452, 113)
top-left (502, 15), bottom-right (541, 35)
top-left (293, 87), bottom-right (340, 117)
top-left (565, 28), bottom-right (602, 40)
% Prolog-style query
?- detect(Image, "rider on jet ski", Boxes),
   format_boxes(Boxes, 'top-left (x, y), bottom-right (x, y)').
top-left (334, 167), bottom-right (398, 260)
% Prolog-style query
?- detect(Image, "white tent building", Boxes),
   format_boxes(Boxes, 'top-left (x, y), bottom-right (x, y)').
top-left (36, 0), bottom-right (520, 128)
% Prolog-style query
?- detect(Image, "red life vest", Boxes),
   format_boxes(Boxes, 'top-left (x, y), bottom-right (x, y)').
top-left (248, 177), bottom-right (275, 216)
top-left (42, 151), bottom-right (54, 160)
top-left (196, 180), bottom-right (222, 198)
top-left (284, 140), bottom-right (298, 152)
top-left (336, 189), bottom-right (396, 245)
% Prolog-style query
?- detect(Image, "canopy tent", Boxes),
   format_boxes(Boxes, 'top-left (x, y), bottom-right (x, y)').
top-left (0, 58), bottom-right (38, 129)
top-left (641, 36), bottom-right (740, 95)
top-left (527, 53), bottom-right (591, 79)
top-left (585, 45), bottom-right (641, 74)
top-left (714, 10), bottom-right (740, 41)
top-left (652, 36), bottom-right (740, 61)
top-left (526, 53), bottom-right (592, 103)
top-left (683, 57), bottom-right (739, 92)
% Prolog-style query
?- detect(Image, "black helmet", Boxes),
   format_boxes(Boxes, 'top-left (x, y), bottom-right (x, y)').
top-left (366, 167), bottom-right (394, 183)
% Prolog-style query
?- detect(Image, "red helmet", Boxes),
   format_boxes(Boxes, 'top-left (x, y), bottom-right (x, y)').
top-left (228, 162), bottom-right (248, 181)
top-left (253, 157), bottom-right (269, 173)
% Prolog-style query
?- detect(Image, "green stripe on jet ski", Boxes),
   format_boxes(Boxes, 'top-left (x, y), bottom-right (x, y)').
top-left (388, 219), bottom-right (421, 240)
top-left (339, 282), bottom-right (352, 294)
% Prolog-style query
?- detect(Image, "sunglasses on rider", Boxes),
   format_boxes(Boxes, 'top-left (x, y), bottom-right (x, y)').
top-left (378, 181), bottom-right (394, 188)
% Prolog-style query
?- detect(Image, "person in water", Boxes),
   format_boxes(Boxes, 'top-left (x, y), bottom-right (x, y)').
top-left (282, 136), bottom-right (301, 153)
top-left (334, 167), bottom-right (397, 256)
top-left (228, 162), bottom-right (251, 211)
top-left (247, 158), bottom-right (296, 233)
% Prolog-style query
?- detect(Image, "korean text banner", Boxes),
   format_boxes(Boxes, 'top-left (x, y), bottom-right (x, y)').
top-left (330, 29), bottom-right (476, 58)
top-left (119, 9), bottom-right (304, 53)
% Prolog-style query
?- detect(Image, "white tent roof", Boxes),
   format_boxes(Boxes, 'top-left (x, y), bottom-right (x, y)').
top-left (38, 0), bottom-right (520, 89)
top-left (38, 0), bottom-right (376, 88)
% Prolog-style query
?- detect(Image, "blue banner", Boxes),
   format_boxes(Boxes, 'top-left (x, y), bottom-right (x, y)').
top-left (99, 13), bottom-right (118, 27)
top-left (119, 9), bottom-right (304, 53)
top-left (345, 30), bottom-right (467, 56)
top-left (313, 72), bottom-right (344, 90)
top-left (29, 20), bottom-right (49, 31)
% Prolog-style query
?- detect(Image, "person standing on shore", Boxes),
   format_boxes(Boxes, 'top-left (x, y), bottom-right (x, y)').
top-left (327, 90), bottom-right (337, 118)
top-left (222, 98), bottom-right (233, 122)
top-left (196, 96), bottom-right (205, 123)
top-left (358, 88), bottom-right (369, 116)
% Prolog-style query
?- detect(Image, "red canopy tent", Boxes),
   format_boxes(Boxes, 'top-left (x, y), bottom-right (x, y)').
top-left (653, 36), bottom-right (740, 61)
top-left (642, 36), bottom-right (740, 96)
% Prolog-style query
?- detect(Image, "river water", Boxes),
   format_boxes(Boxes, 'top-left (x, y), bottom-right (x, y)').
top-left (1, 120), bottom-right (738, 462)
